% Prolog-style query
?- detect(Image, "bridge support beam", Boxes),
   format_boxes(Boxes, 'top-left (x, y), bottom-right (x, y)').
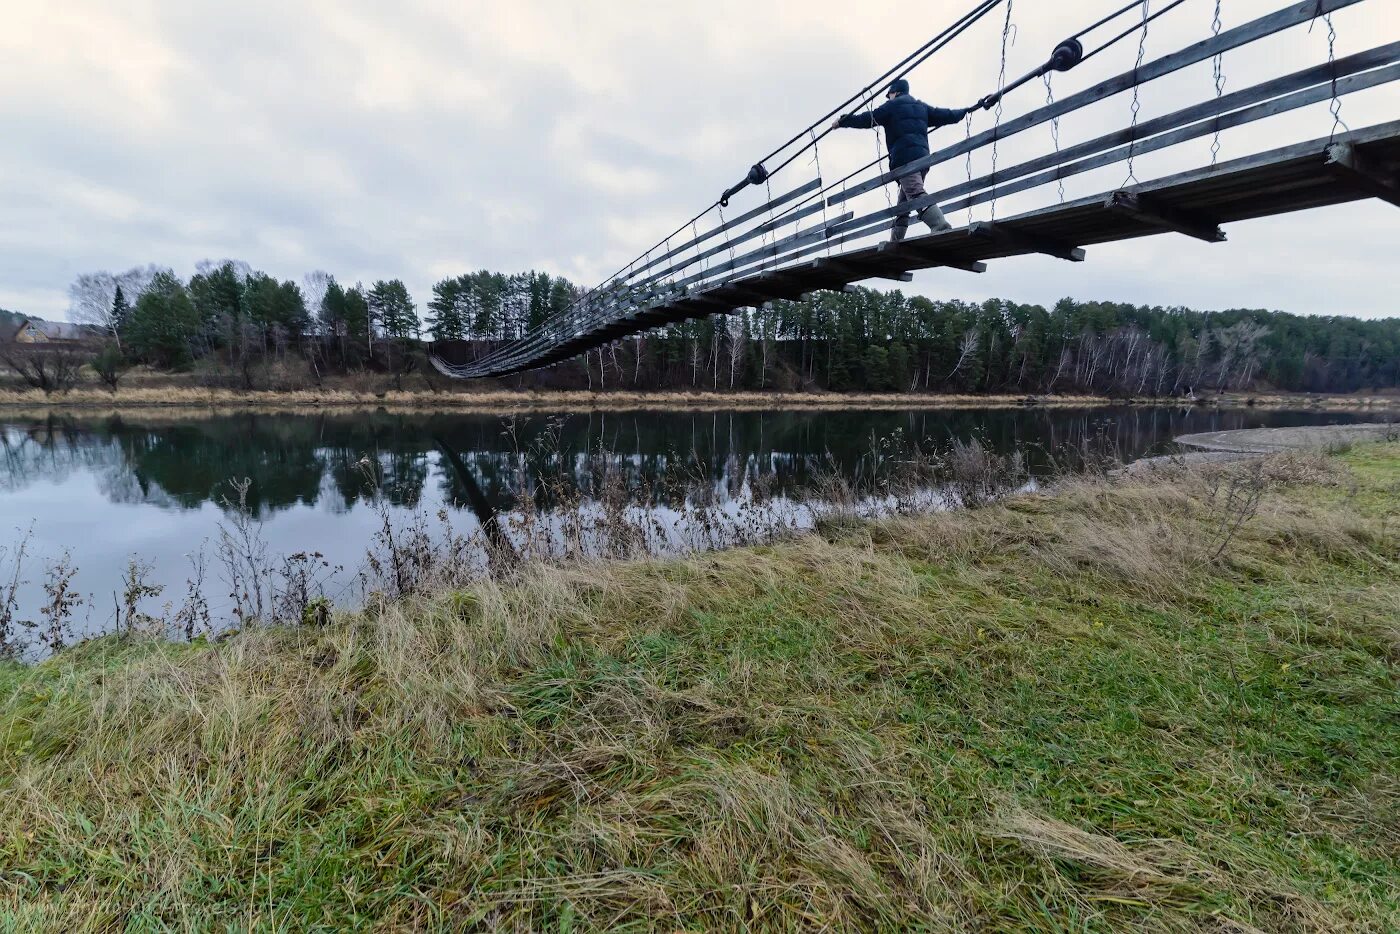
top-left (891, 241), bottom-right (988, 273)
top-left (1326, 142), bottom-right (1400, 208)
top-left (1106, 191), bottom-right (1226, 242)
top-left (967, 222), bottom-right (1086, 262)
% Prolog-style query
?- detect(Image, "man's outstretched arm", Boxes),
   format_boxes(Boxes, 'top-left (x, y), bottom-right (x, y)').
top-left (928, 96), bottom-right (998, 127)
top-left (927, 105), bottom-right (972, 128)
top-left (831, 111), bottom-right (877, 131)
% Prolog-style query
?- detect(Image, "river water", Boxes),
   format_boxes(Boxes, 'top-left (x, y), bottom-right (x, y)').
top-left (0, 406), bottom-right (1364, 646)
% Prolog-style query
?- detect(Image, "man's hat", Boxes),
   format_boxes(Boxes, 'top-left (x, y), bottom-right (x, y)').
top-left (888, 78), bottom-right (910, 95)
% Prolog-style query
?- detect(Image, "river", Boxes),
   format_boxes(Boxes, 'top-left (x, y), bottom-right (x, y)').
top-left (0, 405), bottom-right (1365, 647)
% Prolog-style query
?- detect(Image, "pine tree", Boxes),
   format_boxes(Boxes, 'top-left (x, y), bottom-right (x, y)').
top-left (110, 285), bottom-right (131, 341)
top-left (368, 280), bottom-right (419, 340)
top-left (125, 272), bottom-right (200, 369)
top-left (427, 278), bottom-right (466, 341)
top-left (320, 280), bottom-right (348, 337)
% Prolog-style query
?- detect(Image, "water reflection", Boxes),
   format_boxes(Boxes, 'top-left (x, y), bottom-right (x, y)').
top-left (0, 405), bottom-right (1363, 649)
top-left (0, 407), bottom-right (1358, 517)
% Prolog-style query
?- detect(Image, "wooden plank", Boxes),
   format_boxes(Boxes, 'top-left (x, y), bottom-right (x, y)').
top-left (1326, 142), bottom-right (1400, 207)
top-left (1002, 120), bottom-right (1400, 228)
top-left (888, 240), bottom-right (989, 272)
top-left (630, 177), bottom-right (822, 278)
top-left (968, 222), bottom-right (1086, 261)
top-left (672, 212), bottom-right (853, 292)
top-left (945, 61), bottom-right (1400, 217)
top-left (1105, 191), bottom-right (1226, 242)
top-left (827, 0), bottom-right (1368, 207)
top-left (929, 44), bottom-right (1400, 212)
top-left (632, 198), bottom-right (834, 293)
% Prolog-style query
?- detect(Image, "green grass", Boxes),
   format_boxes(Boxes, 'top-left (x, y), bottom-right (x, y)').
top-left (1, 446), bottom-right (1398, 931)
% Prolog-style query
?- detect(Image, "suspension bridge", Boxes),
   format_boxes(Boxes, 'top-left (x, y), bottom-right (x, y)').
top-left (431, 0), bottom-right (1399, 380)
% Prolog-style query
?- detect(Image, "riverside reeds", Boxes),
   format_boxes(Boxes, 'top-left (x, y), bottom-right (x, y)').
top-left (1, 444), bottom-right (1396, 929)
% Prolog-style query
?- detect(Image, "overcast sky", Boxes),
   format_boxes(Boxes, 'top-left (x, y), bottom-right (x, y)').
top-left (2, 0), bottom-right (1397, 323)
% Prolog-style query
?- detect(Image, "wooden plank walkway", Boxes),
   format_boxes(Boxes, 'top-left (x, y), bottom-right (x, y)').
top-left (436, 121), bottom-right (1400, 378)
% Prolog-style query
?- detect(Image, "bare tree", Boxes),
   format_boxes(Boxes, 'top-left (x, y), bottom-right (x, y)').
top-left (946, 328), bottom-right (980, 382)
top-left (726, 312), bottom-right (748, 389)
top-left (302, 270), bottom-right (333, 333)
top-left (2, 344), bottom-right (89, 394)
top-left (67, 265), bottom-right (163, 344)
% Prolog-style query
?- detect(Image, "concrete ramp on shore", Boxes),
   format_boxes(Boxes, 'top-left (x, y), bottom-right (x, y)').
top-left (1175, 424), bottom-right (1398, 454)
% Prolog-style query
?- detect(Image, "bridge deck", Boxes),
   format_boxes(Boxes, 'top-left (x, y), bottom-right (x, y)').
top-left (450, 122), bottom-right (1400, 377)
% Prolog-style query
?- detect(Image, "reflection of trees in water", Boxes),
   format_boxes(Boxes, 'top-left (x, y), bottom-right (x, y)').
top-left (0, 407), bottom-right (1357, 516)
top-left (0, 420), bottom-right (131, 495)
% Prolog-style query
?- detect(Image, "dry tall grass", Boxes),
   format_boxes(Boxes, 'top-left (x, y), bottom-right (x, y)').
top-left (1, 446), bottom-right (1397, 930)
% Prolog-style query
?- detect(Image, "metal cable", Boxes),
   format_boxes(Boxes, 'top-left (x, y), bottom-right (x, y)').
top-left (1071, 0), bottom-right (1151, 42)
top-left (549, 0), bottom-right (1006, 339)
top-left (1081, 0), bottom-right (1187, 65)
top-left (762, 0), bottom-right (1004, 178)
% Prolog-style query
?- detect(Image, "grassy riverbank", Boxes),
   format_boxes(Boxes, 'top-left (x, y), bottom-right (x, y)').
top-left (2, 445), bottom-right (1397, 930)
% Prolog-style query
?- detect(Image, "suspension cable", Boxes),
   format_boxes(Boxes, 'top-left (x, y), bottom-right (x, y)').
top-left (1070, 0), bottom-right (1153, 42)
top-left (762, 0), bottom-right (1003, 183)
top-left (565, 0), bottom-right (1005, 336)
top-left (1080, 0), bottom-right (1188, 65)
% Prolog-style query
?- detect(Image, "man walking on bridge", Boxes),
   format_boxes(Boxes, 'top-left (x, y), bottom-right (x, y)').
top-left (832, 79), bottom-right (989, 241)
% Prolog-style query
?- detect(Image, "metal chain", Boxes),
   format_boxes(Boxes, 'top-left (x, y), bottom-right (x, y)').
top-left (989, 1), bottom-right (1015, 221)
top-left (1043, 73), bottom-right (1064, 202)
top-left (809, 129), bottom-right (833, 256)
top-left (1210, 0), bottom-right (1225, 166)
top-left (1123, 0), bottom-right (1151, 186)
top-left (691, 219), bottom-right (706, 279)
top-left (661, 235), bottom-right (673, 301)
top-left (718, 206), bottom-right (736, 268)
top-left (963, 113), bottom-right (976, 225)
top-left (1324, 13), bottom-right (1349, 142)
top-left (765, 178), bottom-right (776, 253)
top-left (867, 97), bottom-right (894, 208)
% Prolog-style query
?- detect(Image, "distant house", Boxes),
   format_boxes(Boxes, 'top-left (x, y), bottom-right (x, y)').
top-left (8, 319), bottom-right (104, 345)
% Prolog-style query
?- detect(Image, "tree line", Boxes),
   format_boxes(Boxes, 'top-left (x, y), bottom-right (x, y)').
top-left (28, 259), bottom-right (1400, 395)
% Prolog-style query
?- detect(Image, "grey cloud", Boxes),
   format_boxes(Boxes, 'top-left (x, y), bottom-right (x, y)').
top-left (1, 0), bottom-right (1396, 322)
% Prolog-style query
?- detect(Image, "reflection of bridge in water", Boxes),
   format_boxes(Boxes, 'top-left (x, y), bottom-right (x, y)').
top-left (431, 0), bottom-right (1399, 380)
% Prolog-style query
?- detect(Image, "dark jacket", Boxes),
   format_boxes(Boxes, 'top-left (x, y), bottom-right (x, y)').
top-left (839, 95), bottom-right (970, 174)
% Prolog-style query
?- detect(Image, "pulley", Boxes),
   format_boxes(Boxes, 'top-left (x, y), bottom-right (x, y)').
top-left (1048, 37), bottom-right (1084, 72)
top-left (978, 35), bottom-right (1087, 111)
top-left (720, 163), bottom-right (770, 207)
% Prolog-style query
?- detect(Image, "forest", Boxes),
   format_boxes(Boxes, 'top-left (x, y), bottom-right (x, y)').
top-left (8, 260), bottom-right (1397, 395)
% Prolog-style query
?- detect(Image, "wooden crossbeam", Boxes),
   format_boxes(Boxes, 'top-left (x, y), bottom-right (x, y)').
top-left (968, 222), bottom-right (1086, 262)
top-left (892, 240), bottom-right (989, 273)
top-left (1105, 191), bottom-right (1227, 243)
top-left (709, 284), bottom-right (772, 305)
top-left (1326, 143), bottom-right (1400, 208)
top-left (678, 295), bottom-right (735, 312)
